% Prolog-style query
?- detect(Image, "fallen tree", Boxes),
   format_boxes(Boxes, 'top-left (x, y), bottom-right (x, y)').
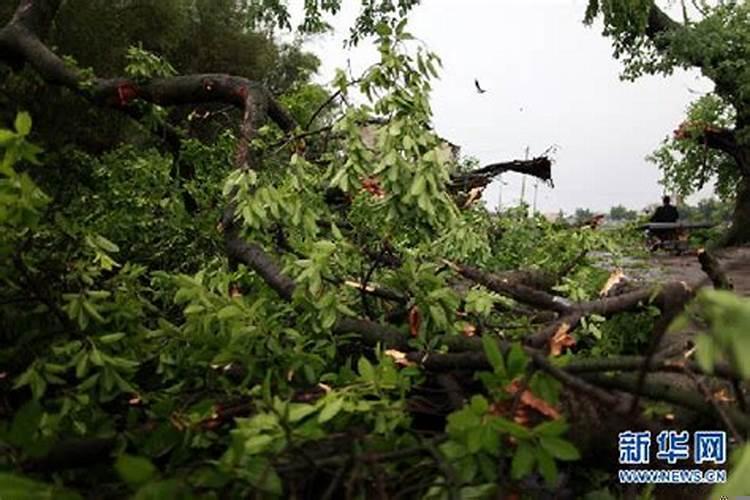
top-left (1, 1), bottom-right (749, 499)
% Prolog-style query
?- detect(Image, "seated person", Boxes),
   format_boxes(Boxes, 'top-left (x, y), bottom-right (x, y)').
top-left (651, 195), bottom-right (679, 223)
top-left (649, 195), bottom-right (680, 248)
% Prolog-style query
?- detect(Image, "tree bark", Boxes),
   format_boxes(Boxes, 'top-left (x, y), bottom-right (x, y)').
top-left (726, 161), bottom-right (750, 246)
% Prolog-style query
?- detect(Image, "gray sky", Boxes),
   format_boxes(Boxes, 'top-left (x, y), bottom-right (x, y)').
top-left (298, 0), bottom-right (715, 214)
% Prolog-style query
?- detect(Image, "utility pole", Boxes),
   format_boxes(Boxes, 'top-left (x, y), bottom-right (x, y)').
top-left (497, 174), bottom-right (503, 212)
top-left (519, 146), bottom-right (529, 210)
top-left (532, 181), bottom-right (539, 215)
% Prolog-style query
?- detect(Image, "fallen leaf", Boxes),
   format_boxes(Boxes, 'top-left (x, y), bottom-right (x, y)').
top-left (318, 383), bottom-right (333, 393)
top-left (512, 407), bottom-right (530, 426)
top-left (713, 388), bottom-right (734, 403)
top-left (344, 280), bottom-right (375, 292)
top-left (361, 176), bottom-right (386, 199)
top-left (505, 379), bottom-right (561, 420)
top-left (462, 323), bottom-right (477, 337)
top-left (549, 322), bottom-right (575, 356)
top-left (384, 349), bottom-right (416, 367)
top-left (599, 268), bottom-right (625, 297)
top-left (462, 186), bottom-right (484, 208)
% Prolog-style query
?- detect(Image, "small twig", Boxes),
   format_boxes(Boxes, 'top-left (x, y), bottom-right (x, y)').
top-left (582, 372), bottom-right (750, 434)
top-left (421, 437), bottom-right (461, 500)
top-left (270, 124), bottom-right (335, 153)
top-left (733, 379), bottom-right (748, 414)
top-left (12, 245), bottom-right (73, 331)
top-left (509, 365), bottom-right (537, 418)
top-left (321, 458), bottom-right (350, 500)
top-left (305, 90), bottom-right (341, 130)
top-left (359, 246), bottom-right (386, 319)
top-left (681, 364), bottom-right (743, 443)
top-left (530, 351), bottom-right (622, 409)
top-left (628, 285), bottom-right (694, 415)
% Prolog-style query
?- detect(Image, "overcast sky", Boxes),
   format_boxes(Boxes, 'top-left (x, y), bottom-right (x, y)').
top-left (296, 0), bottom-right (715, 215)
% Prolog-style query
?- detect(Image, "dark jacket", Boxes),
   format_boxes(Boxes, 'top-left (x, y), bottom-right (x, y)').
top-left (651, 204), bottom-right (679, 223)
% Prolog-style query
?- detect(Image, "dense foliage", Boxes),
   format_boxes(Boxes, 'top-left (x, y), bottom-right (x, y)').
top-left (1, 1), bottom-right (750, 499)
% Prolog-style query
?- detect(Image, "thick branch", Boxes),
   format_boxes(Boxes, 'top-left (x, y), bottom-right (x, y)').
top-left (10, 0), bottom-right (62, 39)
top-left (582, 372), bottom-right (750, 434)
top-left (0, 3), bottom-right (296, 134)
top-left (701, 127), bottom-right (740, 159)
top-left (448, 262), bottom-right (571, 314)
top-left (698, 248), bottom-right (733, 290)
top-left (644, 2), bottom-right (681, 42)
top-left (224, 225), bottom-right (411, 349)
top-left (448, 157), bottom-right (552, 192)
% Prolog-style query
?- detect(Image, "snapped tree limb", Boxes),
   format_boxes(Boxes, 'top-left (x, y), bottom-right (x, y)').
top-left (448, 156), bottom-right (552, 192)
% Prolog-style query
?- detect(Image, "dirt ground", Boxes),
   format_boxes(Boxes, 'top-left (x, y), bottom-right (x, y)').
top-left (645, 246), bottom-right (750, 296)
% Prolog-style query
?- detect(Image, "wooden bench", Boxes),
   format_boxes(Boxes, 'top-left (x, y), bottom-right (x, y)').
top-left (637, 222), bottom-right (716, 254)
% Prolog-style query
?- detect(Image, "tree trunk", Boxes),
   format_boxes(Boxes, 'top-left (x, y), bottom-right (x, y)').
top-left (726, 156), bottom-right (750, 246)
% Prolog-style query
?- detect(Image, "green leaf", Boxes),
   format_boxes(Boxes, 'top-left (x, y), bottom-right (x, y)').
top-left (134, 479), bottom-right (186, 500)
top-left (287, 403), bottom-right (317, 423)
top-left (115, 454), bottom-right (157, 486)
top-left (15, 112), bottom-right (32, 136)
top-left (82, 300), bottom-right (105, 323)
top-left (318, 397), bottom-right (344, 423)
top-left (583, 489), bottom-right (617, 500)
top-left (506, 342), bottom-right (528, 378)
top-left (511, 441), bottom-right (536, 480)
top-left (535, 447), bottom-right (558, 486)
top-left (75, 351), bottom-right (89, 378)
top-left (695, 334), bottom-right (716, 374)
top-left (99, 333), bottom-right (126, 344)
top-left (714, 444), bottom-right (750, 498)
top-left (217, 305), bottom-right (242, 320)
top-left (539, 436), bottom-right (580, 461)
top-left (467, 427), bottom-right (483, 453)
top-left (8, 400), bottom-right (42, 447)
top-left (357, 357), bottom-right (376, 382)
top-left (469, 395), bottom-right (488, 415)
top-left (482, 335), bottom-right (506, 377)
top-left (492, 417), bottom-right (531, 439)
top-left (90, 348), bottom-right (104, 367)
top-left (0, 473), bottom-right (82, 500)
top-left (533, 419), bottom-right (568, 437)
top-left (244, 460), bottom-right (283, 495)
top-left (0, 128), bottom-right (16, 145)
top-left (243, 434), bottom-right (274, 455)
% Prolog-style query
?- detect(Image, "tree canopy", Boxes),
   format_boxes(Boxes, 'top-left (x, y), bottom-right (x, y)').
top-left (586, 0), bottom-right (750, 244)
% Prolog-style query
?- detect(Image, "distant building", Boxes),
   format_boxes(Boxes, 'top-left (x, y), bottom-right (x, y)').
top-left (542, 211), bottom-right (563, 222)
top-left (359, 123), bottom-right (460, 163)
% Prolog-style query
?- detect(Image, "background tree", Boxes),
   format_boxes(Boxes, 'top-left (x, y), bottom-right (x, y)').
top-left (0, 0), bottom-right (323, 152)
top-left (678, 197), bottom-right (733, 224)
top-left (573, 207), bottom-right (594, 225)
top-left (608, 204), bottom-right (638, 221)
top-left (586, 0), bottom-right (750, 245)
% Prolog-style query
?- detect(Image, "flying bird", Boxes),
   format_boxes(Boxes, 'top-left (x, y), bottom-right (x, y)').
top-left (474, 79), bottom-right (487, 94)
